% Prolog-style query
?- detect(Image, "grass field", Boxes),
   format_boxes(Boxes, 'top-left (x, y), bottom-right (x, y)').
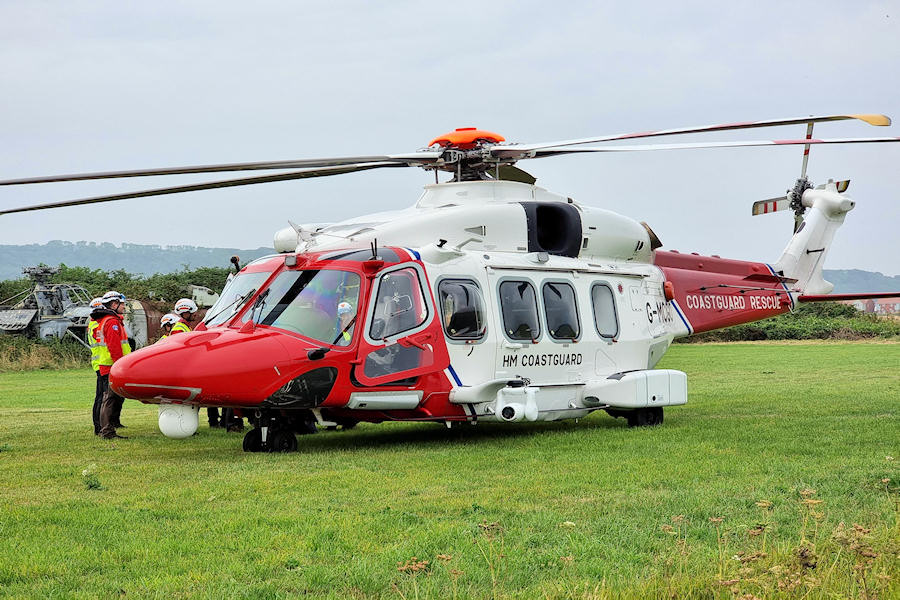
top-left (0, 342), bottom-right (897, 599)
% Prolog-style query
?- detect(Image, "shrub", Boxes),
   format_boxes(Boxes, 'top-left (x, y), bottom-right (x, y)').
top-left (681, 302), bottom-right (900, 342)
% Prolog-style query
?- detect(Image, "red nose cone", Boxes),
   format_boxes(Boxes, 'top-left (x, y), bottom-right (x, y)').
top-left (110, 329), bottom-right (300, 406)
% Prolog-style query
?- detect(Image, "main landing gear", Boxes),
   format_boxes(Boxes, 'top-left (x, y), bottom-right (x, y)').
top-left (242, 409), bottom-right (318, 453)
top-left (605, 407), bottom-right (664, 428)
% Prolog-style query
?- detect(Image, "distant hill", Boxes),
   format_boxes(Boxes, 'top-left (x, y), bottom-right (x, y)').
top-left (0, 242), bottom-right (897, 294)
top-left (823, 269), bottom-right (900, 294)
top-left (0, 241), bottom-right (275, 281)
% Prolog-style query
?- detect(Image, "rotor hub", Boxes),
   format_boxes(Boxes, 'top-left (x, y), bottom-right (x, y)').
top-left (427, 128), bottom-right (511, 180)
top-left (427, 127), bottom-right (505, 150)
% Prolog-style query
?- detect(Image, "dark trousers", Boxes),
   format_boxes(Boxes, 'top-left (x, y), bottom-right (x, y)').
top-left (207, 407), bottom-right (220, 427)
top-left (98, 374), bottom-right (124, 438)
top-left (221, 408), bottom-right (243, 430)
top-left (111, 394), bottom-right (124, 427)
top-left (92, 370), bottom-right (103, 434)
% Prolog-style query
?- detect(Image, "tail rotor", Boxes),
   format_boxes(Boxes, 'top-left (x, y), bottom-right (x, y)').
top-left (751, 118), bottom-right (854, 232)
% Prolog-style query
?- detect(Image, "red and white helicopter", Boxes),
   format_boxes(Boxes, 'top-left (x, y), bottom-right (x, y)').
top-left (2, 114), bottom-right (898, 451)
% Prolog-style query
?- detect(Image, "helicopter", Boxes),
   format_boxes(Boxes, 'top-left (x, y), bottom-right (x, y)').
top-left (2, 114), bottom-right (898, 452)
top-left (0, 265), bottom-right (93, 341)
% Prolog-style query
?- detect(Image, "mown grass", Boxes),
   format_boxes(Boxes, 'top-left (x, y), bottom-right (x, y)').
top-left (0, 342), bottom-right (897, 599)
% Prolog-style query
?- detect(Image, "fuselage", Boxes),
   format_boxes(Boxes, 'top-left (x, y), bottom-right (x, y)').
top-left (110, 179), bottom-right (794, 428)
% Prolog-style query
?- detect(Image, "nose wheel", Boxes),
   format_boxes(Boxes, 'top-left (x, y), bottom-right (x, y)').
top-left (242, 410), bottom-right (315, 452)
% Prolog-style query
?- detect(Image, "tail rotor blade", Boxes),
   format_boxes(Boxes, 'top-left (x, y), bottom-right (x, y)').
top-left (752, 196), bottom-right (789, 216)
top-left (799, 122), bottom-right (814, 179)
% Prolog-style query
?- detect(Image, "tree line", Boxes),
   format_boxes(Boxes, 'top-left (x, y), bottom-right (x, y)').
top-left (0, 264), bottom-right (232, 306)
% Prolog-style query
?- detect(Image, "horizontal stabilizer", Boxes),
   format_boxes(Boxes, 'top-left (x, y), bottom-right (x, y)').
top-left (798, 292), bottom-right (900, 302)
top-left (752, 197), bottom-right (789, 216)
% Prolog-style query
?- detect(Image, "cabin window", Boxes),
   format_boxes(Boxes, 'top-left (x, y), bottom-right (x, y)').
top-left (499, 280), bottom-right (540, 341)
top-left (369, 267), bottom-right (428, 340)
top-left (438, 279), bottom-right (486, 340)
top-left (542, 282), bottom-right (580, 341)
top-left (591, 283), bottom-right (619, 338)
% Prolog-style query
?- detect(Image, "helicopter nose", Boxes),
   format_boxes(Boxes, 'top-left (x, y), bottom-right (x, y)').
top-left (109, 329), bottom-right (297, 405)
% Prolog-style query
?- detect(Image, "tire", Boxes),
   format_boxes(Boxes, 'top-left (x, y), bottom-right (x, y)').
top-left (242, 428), bottom-right (262, 452)
top-left (291, 411), bottom-right (318, 435)
top-left (626, 407), bottom-right (664, 428)
top-left (269, 429), bottom-right (298, 453)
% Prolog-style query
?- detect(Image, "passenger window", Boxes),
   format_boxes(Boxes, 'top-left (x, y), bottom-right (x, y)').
top-left (591, 283), bottom-right (619, 338)
top-left (499, 280), bottom-right (540, 341)
top-left (369, 267), bottom-right (428, 340)
top-left (542, 282), bottom-right (580, 340)
top-left (438, 279), bottom-right (486, 340)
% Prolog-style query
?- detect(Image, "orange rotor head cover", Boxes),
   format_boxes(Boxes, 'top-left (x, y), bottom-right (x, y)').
top-left (428, 128), bottom-right (505, 150)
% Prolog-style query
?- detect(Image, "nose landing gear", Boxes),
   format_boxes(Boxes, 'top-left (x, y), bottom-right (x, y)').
top-left (242, 409), bottom-right (317, 452)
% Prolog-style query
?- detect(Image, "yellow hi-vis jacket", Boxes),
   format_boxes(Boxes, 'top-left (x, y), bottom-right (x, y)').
top-left (170, 320), bottom-right (191, 335)
top-left (96, 315), bottom-right (132, 368)
top-left (87, 319), bottom-right (102, 372)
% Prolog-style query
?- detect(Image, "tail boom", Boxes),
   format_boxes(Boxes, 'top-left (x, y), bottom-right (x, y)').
top-left (655, 251), bottom-right (793, 335)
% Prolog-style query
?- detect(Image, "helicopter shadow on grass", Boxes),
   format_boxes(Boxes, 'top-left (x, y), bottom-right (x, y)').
top-left (283, 413), bottom-right (628, 455)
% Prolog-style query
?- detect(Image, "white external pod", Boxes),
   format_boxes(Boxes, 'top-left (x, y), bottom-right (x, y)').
top-left (158, 404), bottom-right (199, 439)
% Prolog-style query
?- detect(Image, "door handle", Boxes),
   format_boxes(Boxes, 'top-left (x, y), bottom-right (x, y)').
top-left (398, 331), bottom-right (433, 350)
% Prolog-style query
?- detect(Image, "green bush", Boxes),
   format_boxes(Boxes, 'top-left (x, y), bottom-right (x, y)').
top-left (0, 264), bottom-right (232, 305)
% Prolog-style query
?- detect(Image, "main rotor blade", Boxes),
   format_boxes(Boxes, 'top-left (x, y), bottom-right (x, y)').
top-left (0, 152), bottom-right (441, 186)
top-left (525, 136), bottom-right (900, 158)
top-left (491, 114), bottom-right (891, 158)
top-left (0, 162), bottom-right (405, 216)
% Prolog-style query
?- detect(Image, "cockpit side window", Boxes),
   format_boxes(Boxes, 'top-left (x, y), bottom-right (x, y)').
top-left (499, 280), bottom-right (540, 341)
top-left (438, 279), bottom-right (486, 341)
top-left (205, 271), bottom-right (271, 327)
top-left (542, 281), bottom-right (580, 341)
top-left (369, 267), bottom-right (427, 340)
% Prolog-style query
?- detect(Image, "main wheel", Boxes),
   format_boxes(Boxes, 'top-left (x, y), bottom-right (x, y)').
top-left (626, 407), bottom-right (664, 427)
top-left (269, 429), bottom-right (298, 453)
top-left (326, 418), bottom-right (359, 431)
top-left (290, 410), bottom-right (318, 435)
top-left (242, 428), bottom-right (263, 452)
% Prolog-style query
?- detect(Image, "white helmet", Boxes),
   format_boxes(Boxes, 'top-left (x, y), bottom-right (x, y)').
top-left (174, 298), bottom-right (198, 315)
top-left (160, 313), bottom-right (179, 327)
top-left (89, 297), bottom-right (104, 309)
top-left (337, 301), bottom-right (353, 315)
top-left (101, 290), bottom-right (126, 305)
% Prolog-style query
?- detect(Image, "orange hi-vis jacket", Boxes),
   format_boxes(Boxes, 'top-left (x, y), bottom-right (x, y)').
top-left (96, 313), bottom-right (131, 375)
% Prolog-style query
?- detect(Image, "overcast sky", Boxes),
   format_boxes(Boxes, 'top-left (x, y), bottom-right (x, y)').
top-left (1, 1), bottom-right (898, 275)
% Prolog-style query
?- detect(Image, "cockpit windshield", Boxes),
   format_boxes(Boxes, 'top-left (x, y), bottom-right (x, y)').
top-left (204, 271), bottom-right (271, 327)
top-left (248, 269), bottom-right (361, 346)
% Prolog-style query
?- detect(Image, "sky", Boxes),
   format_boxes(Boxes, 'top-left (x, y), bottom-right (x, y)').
top-left (1, 1), bottom-right (898, 275)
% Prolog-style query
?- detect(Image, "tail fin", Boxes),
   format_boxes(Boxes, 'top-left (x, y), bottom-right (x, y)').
top-left (773, 181), bottom-right (856, 295)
